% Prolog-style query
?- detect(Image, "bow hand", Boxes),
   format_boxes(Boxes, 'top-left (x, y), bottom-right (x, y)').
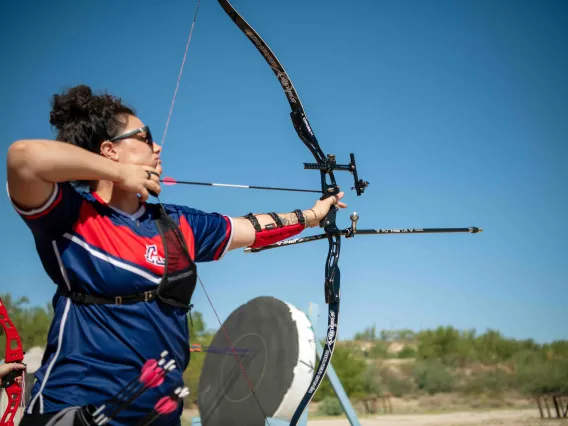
top-left (309, 191), bottom-right (347, 227)
top-left (0, 363), bottom-right (26, 388)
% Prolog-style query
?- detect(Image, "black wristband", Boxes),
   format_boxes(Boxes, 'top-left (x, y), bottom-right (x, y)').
top-left (244, 213), bottom-right (262, 232)
top-left (268, 212), bottom-right (283, 228)
top-left (293, 209), bottom-right (305, 226)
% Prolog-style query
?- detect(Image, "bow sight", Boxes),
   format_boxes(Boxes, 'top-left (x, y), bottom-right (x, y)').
top-left (303, 153), bottom-right (370, 197)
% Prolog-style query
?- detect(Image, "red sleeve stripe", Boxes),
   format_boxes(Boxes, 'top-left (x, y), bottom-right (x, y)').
top-left (214, 216), bottom-right (233, 261)
top-left (8, 183), bottom-right (62, 219)
top-left (178, 215), bottom-right (196, 259)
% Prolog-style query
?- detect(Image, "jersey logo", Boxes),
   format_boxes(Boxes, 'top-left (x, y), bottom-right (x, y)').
top-left (145, 244), bottom-right (165, 267)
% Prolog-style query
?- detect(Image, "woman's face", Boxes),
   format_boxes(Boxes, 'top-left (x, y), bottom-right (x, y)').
top-left (103, 114), bottom-right (162, 174)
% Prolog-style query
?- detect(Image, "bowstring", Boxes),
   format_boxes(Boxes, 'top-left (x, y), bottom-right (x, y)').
top-left (158, 1), bottom-right (271, 423)
top-left (197, 276), bottom-right (271, 423)
top-left (159, 0), bottom-right (201, 153)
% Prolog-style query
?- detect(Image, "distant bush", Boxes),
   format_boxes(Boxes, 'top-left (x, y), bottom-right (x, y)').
top-left (543, 340), bottom-right (568, 358)
top-left (313, 344), bottom-right (367, 402)
top-left (379, 367), bottom-right (413, 397)
top-left (368, 342), bottom-right (389, 358)
top-left (398, 346), bottom-right (416, 359)
top-left (460, 369), bottom-right (516, 395)
top-left (362, 364), bottom-right (383, 396)
top-left (510, 349), bottom-right (546, 367)
top-left (317, 396), bottom-right (343, 416)
top-left (413, 360), bottom-right (455, 395)
top-left (517, 358), bottom-right (568, 395)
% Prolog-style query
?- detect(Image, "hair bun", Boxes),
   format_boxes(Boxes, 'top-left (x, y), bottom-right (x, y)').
top-left (47, 84), bottom-right (134, 153)
top-left (49, 85), bottom-right (100, 131)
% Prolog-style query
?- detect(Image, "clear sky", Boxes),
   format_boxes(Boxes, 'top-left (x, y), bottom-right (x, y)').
top-left (1, 0), bottom-right (567, 344)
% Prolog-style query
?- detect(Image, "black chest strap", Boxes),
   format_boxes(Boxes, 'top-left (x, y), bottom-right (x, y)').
top-left (57, 204), bottom-right (197, 312)
top-left (153, 204), bottom-right (197, 310)
top-left (56, 287), bottom-right (158, 306)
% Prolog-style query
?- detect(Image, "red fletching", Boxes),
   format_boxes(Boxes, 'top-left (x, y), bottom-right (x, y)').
top-left (148, 373), bottom-right (165, 388)
top-left (162, 177), bottom-right (177, 185)
top-left (140, 368), bottom-right (165, 388)
top-left (140, 359), bottom-right (157, 376)
top-left (155, 396), bottom-right (179, 414)
top-left (141, 358), bottom-right (158, 372)
top-left (140, 359), bottom-right (161, 385)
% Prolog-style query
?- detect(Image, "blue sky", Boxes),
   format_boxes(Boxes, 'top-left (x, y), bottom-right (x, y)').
top-left (1, 0), bottom-right (567, 344)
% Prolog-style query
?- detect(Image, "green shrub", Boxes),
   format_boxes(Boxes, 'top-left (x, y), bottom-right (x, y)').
top-left (460, 369), bottom-right (516, 395)
top-left (413, 360), bottom-right (455, 394)
top-left (362, 364), bottom-right (383, 396)
top-left (379, 367), bottom-right (413, 397)
top-left (510, 349), bottom-right (546, 367)
top-left (313, 345), bottom-right (367, 401)
top-left (369, 342), bottom-right (389, 358)
top-left (517, 358), bottom-right (568, 395)
top-left (398, 346), bottom-right (416, 359)
top-left (317, 396), bottom-right (343, 416)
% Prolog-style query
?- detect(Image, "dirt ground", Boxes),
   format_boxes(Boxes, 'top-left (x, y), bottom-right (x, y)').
top-left (308, 409), bottom-right (567, 425)
top-left (182, 408), bottom-right (567, 425)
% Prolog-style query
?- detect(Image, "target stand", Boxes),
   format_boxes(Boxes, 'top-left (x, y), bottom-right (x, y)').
top-left (191, 297), bottom-right (360, 426)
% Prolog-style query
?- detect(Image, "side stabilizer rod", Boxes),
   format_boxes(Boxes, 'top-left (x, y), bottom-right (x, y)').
top-left (244, 212), bottom-right (482, 253)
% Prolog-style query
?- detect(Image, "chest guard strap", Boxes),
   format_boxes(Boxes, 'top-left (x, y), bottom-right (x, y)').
top-left (153, 205), bottom-right (197, 310)
top-left (56, 287), bottom-right (158, 305)
top-left (57, 205), bottom-right (197, 312)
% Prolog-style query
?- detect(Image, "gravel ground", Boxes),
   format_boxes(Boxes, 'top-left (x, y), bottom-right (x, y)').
top-left (181, 408), bottom-right (567, 425)
top-left (308, 409), bottom-right (567, 426)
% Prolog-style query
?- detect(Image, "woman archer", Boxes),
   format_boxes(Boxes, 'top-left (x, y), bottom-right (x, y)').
top-left (5, 84), bottom-right (346, 425)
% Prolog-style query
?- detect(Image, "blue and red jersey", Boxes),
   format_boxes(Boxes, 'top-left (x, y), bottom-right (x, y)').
top-left (8, 182), bottom-right (233, 425)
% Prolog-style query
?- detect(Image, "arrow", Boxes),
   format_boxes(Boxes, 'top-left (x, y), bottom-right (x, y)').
top-left (161, 176), bottom-right (320, 194)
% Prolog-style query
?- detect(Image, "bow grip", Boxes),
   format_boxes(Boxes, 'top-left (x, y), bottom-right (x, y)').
top-left (317, 203), bottom-right (338, 230)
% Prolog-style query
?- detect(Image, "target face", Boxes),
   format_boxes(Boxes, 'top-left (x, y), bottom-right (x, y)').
top-left (197, 297), bottom-right (316, 425)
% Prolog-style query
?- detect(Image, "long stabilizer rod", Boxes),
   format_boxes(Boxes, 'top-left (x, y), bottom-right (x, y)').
top-left (245, 212), bottom-right (482, 253)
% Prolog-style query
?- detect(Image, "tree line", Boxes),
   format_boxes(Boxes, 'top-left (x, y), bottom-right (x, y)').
top-left (315, 324), bottom-right (568, 406)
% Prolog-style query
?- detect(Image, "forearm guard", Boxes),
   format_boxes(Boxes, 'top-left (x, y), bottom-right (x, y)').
top-left (245, 210), bottom-right (305, 248)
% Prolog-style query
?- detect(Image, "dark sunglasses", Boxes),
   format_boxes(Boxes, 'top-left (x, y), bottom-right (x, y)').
top-left (110, 126), bottom-right (154, 148)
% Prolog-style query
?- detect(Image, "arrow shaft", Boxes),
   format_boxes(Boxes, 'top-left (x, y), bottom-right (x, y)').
top-left (162, 179), bottom-right (320, 194)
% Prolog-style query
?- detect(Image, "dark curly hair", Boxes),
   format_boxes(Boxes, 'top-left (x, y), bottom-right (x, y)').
top-left (49, 84), bottom-right (135, 153)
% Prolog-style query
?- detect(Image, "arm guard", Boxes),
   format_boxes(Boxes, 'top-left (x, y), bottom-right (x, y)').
top-left (245, 210), bottom-right (305, 248)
